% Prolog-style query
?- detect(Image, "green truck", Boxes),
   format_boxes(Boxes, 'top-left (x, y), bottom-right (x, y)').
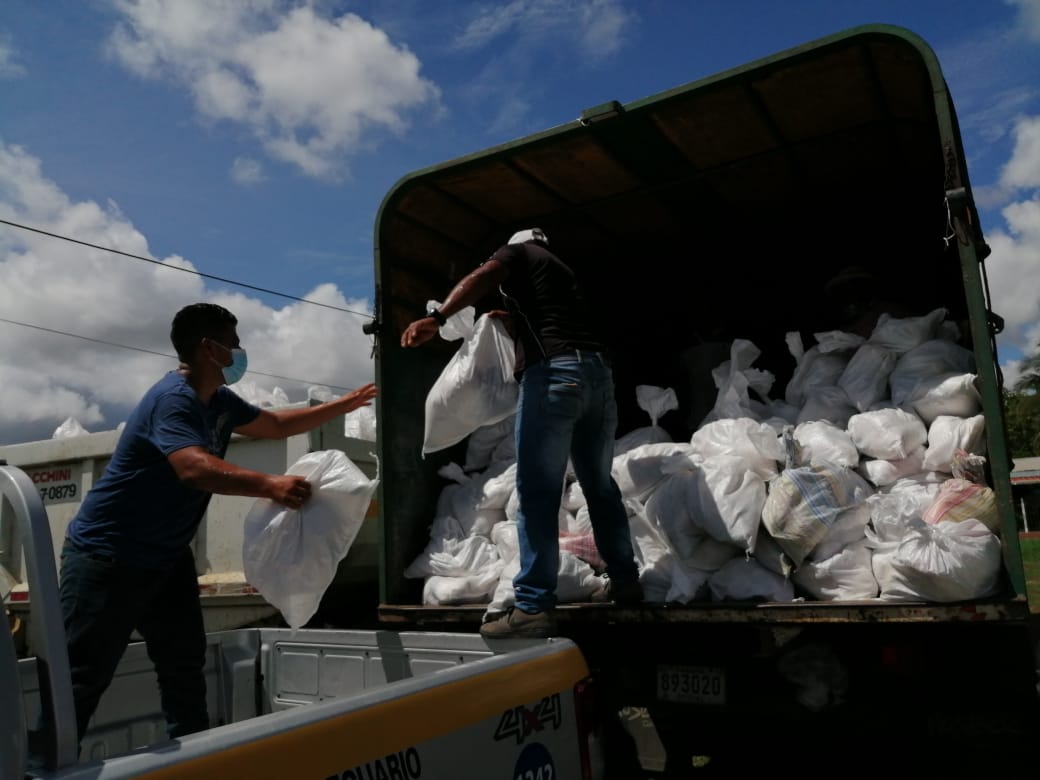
top-left (368, 23), bottom-right (1040, 773)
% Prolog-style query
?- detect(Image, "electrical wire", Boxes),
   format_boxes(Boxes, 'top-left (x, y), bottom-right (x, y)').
top-left (0, 217), bottom-right (375, 320)
top-left (0, 317), bottom-right (356, 392)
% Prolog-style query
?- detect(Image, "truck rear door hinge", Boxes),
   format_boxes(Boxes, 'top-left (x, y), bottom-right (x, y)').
top-left (580, 100), bottom-right (625, 125)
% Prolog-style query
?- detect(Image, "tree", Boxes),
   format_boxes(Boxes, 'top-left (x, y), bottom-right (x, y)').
top-left (1002, 389), bottom-right (1040, 458)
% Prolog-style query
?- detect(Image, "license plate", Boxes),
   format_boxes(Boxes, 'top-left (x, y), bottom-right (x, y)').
top-left (657, 665), bottom-right (726, 705)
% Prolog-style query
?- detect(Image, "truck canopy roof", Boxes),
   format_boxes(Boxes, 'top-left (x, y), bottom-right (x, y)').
top-left (376, 24), bottom-right (982, 375)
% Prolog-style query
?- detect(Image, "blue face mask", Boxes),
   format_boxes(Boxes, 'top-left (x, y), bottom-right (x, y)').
top-left (222, 347), bottom-right (248, 385)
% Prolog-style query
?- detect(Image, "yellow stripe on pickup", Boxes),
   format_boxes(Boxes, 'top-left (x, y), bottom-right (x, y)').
top-left (137, 643), bottom-right (589, 779)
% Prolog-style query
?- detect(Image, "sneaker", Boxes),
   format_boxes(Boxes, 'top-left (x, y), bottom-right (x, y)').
top-left (479, 607), bottom-right (557, 639)
top-left (606, 578), bottom-right (644, 605)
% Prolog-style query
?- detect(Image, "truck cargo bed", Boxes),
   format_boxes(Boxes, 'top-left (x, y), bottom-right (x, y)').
top-left (379, 598), bottom-right (1034, 627)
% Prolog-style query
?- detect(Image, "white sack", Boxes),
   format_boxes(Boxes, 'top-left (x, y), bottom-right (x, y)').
top-left (652, 455), bottom-right (765, 554)
top-left (868, 476), bottom-right (944, 534)
top-left (615, 385), bottom-right (679, 454)
top-left (422, 307), bottom-right (518, 455)
top-left (708, 557), bottom-right (795, 602)
top-left (837, 343), bottom-right (899, 412)
top-left (783, 330), bottom-right (862, 407)
top-left (464, 415), bottom-right (515, 472)
top-left (797, 386), bottom-right (858, 428)
top-left (793, 540), bottom-right (878, 600)
top-left (867, 308), bottom-right (946, 354)
top-left (910, 373), bottom-right (981, 425)
top-left (701, 339), bottom-right (774, 425)
top-left (689, 417), bottom-right (785, 479)
top-left (793, 421), bottom-right (860, 469)
top-left (684, 455), bottom-right (765, 552)
top-left (424, 564), bottom-right (504, 606)
top-left (643, 469), bottom-right (705, 561)
top-left (752, 528), bottom-right (796, 579)
top-left (889, 339), bottom-right (976, 407)
top-left (761, 463), bottom-right (873, 567)
top-left (847, 408), bottom-right (927, 460)
top-left (868, 519), bottom-right (1002, 602)
top-left (612, 442), bottom-right (692, 500)
top-left (785, 347), bottom-right (852, 408)
top-left (922, 415), bottom-right (986, 473)
top-left (628, 503), bottom-right (674, 602)
top-left (666, 559), bottom-right (712, 603)
top-left (243, 450), bottom-right (379, 629)
top-left (404, 536), bottom-right (500, 578)
top-left (342, 404), bottom-right (377, 442)
top-left (435, 461), bottom-right (516, 537)
top-left (922, 478), bottom-right (1000, 533)
top-left (859, 447), bottom-right (926, 488)
top-left (812, 502), bottom-right (874, 561)
top-left (53, 417), bottom-right (89, 439)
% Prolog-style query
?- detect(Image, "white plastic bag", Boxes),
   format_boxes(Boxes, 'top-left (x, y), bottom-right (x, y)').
top-left (793, 420), bottom-right (859, 469)
top-left (921, 415), bottom-right (985, 473)
top-left (889, 340), bottom-right (976, 407)
top-left (846, 408), bottom-right (927, 460)
top-left (243, 450), bottom-right (379, 629)
top-left (868, 518), bottom-right (1001, 602)
top-left (614, 385), bottom-right (678, 454)
top-left (700, 339), bottom-right (775, 425)
top-left (343, 404), bottom-right (377, 442)
top-left (837, 343), bottom-right (898, 412)
top-left (422, 307), bottom-right (518, 455)
top-left (867, 308), bottom-right (946, 354)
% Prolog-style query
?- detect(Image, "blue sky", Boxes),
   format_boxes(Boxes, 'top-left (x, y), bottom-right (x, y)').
top-left (1, 0), bottom-right (1039, 444)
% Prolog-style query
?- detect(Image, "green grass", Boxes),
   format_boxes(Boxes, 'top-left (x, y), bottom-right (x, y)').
top-left (1020, 534), bottom-right (1040, 614)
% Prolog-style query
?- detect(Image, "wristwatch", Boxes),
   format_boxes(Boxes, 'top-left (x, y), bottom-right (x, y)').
top-left (427, 307), bottom-right (447, 326)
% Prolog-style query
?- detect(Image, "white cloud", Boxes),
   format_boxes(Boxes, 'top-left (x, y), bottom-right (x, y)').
top-left (105, 0), bottom-right (440, 180)
top-left (0, 37), bottom-right (26, 79)
top-left (231, 156), bottom-right (266, 185)
top-left (454, 0), bottom-right (634, 60)
top-left (1008, 0), bottom-right (1040, 41)
top-left (0, 140), bottom-right (375, 445)
top-left (984, 195), bottom-right (1040, 365)
top-left (999, 115), bottom-right (1040, 190)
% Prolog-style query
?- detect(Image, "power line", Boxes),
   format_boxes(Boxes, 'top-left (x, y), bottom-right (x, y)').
top-left (0, 217), bottom-right (374, 320)
top-left (0, 316), bottom-right (355, 392)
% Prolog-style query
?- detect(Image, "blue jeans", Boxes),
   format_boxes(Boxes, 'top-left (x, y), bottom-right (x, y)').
top-left (59, 539), bottom-right (208, 743)
top-left (513, 350), bottom-right (639, 613)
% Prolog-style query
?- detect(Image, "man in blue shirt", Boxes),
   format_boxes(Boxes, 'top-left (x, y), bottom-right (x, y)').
top-left (59, 302), bottom-right (377, 746)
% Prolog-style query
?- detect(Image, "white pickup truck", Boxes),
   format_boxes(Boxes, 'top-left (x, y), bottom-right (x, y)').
top-left (0, 462), bottom-right (605, 780)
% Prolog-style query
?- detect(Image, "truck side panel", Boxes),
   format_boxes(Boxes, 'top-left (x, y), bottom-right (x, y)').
top-left (30, 636), bottom-right (592, 780)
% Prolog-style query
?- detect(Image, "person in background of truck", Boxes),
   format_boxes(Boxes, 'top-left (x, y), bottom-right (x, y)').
top-left (51, 302), bottom-right (378, 751)
top-left (823, 264), bottom-right (919, 338)
top-left (400, 228), bottom-right (642, 639)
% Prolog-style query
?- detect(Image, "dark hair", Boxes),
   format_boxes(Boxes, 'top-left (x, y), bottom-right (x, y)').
top-left (170, 303), bottom-right (237, 361)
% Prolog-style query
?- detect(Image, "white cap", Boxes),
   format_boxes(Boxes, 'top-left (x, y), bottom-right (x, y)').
top-left (508, 228), bottom-right (548, 245)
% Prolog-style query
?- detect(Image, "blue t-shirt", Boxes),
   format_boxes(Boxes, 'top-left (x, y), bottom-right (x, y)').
top-left (67, 371), bottom-right (261, 568)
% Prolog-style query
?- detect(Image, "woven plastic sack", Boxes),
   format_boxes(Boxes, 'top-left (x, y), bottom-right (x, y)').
top-left (921, 477), bottom-right (1000, 533)
top-left (868, 518), bottom-right (1001, 601)
top-left (422, 307), bottom-right (518, 455)
top-left (761, 462), bottom-right (873, 567)
top-left (243, 450), bottom-right (379, 629)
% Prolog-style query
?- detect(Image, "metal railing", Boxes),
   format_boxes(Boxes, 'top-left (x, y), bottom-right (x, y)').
top-left (0, 462), bottom-right (78, 770)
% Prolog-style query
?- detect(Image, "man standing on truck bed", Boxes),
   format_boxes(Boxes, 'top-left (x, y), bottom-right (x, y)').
top-left (55, 302), bottom-right (377, 747)
top-left (401, 228), bottom-right (643, 639)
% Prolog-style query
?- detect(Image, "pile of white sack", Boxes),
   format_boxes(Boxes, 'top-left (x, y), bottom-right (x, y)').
top-left (406, 306), bottom-right (1004, 608)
